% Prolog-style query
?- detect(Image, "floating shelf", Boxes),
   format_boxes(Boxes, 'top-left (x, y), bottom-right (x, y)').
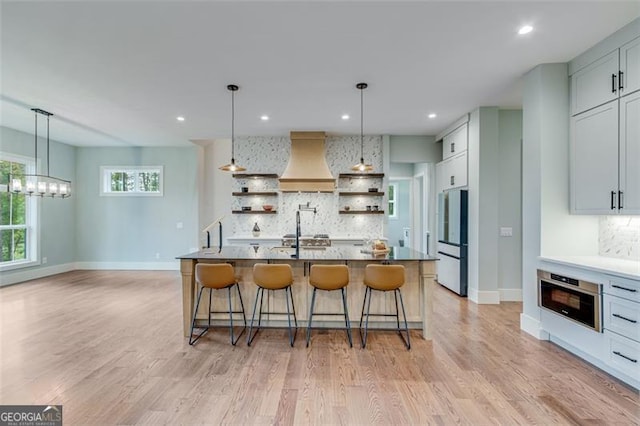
top-left (338, 173), bottom-right (385, 179)
top-left (339, 210), bottom-right (385, 214)
top-left (232, 192), bottom-right (278, 196)
top-left (232, 210), bottom-right (277, 214)
top-left (338, 192), bottom-right (385, 196)
top-left (232, 173), bottom-right (278, 179)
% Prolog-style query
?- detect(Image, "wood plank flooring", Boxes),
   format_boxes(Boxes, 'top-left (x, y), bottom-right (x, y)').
top-left (0, 270), bottom-right (638, 425)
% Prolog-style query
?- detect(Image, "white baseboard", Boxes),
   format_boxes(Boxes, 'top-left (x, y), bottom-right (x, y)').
top-left (499, 288), bottom-right (523, 302)
top-left (520, 313), bottom-right (550, 340)
top-left (75, 261), bottom-right (180, 271)
top-left (467, 287), bottom-right (500, 304)
top-left (0, 262), bottom-right (76, 287)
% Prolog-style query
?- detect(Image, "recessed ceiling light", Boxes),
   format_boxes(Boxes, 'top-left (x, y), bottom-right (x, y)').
top-left (341, 114), bottom-right (350, 120)
top-left (176, 116), bottom-right (185, 122)
top-left (260, 115), bottom-right (269, 121)
top-left (428, 113), bottom-right (437, 119)
top-left (518, 25), bottom-right (533, 35)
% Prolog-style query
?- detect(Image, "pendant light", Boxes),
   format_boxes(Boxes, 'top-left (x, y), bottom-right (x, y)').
top-left (219, 84), bottom-right (246, 172)
top-left (351, 82), bottom-right (373, 172)
top-left (8, 108), bottom-right (71, 198)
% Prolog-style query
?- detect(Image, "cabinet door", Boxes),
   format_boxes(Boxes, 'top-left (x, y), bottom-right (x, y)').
top-left (620, 37), bottom-right (640, 96)
top-left (449, 151), bottom-right (468, 189)
top-left (570, 101), bottom-right (619, 214)
top-left (571, 50), bottom-right (619, 116)
top-left (435, 160), bottom-right (446, 193)
top-left (442, 123), bottom-right (468, 160)
top-left (619, 91), bottom-right (640, 214)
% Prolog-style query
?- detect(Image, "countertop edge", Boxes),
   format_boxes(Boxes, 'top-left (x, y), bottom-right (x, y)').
top-left (538, 256), bottom-right (640, 281)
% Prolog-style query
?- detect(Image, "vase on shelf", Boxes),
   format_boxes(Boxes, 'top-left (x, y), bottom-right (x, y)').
top-left (252, 222), bottom-right (261, 237)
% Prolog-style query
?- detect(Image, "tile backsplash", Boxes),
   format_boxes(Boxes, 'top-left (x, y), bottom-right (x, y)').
top-left (599, 216), bottom-right (640, 261)
top-left (230, 135), bottom-right (385, 238)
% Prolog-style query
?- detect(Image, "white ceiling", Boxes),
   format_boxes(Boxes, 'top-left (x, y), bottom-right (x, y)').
top-left (1, 1), bottom-right (638, 147)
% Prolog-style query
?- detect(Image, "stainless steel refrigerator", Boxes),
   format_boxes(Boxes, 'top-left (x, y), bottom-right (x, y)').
top-left (437, 189), bottom-right (468, 296)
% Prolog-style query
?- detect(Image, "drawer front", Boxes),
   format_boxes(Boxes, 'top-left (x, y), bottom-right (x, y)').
top-left (604, 294), bottom-right (640, 341)
top-left (604, 276), bottom-right (640, 303)
top-left (604, 330), bottom-right (640, 379)
top-left (436, 251), bottom-right (460, 293)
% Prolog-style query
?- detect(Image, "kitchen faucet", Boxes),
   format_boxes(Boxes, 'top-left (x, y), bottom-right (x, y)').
top-left (293, 202), bottom-right (317, 259)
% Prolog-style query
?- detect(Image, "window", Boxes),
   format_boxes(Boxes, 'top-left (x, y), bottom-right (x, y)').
top-left (0, 153), bottom-right (38, 269)
top-left (101, 166), bottom-right (163, 196)
top-left (388, 183), bottom-right (397, 218)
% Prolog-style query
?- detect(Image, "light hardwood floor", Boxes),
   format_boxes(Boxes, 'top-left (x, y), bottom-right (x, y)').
top-left (0, 270), bottom-right (638, 425)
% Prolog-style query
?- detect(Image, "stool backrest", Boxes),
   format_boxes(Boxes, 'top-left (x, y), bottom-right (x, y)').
top-left (195, 263), bottom-right (236, 289)
top-left (309, 264), bottom-right (349, 290)
top-left (364, 264), bottom-right (405, 291)
top-left (253, 263), bottom-right (293, 289)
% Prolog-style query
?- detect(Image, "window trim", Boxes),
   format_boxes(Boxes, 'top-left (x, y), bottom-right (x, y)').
top-left (0, 152), bottom-right (39, 271)
top-left (388, 183), bottom-right (398, 219)
top-left (100, 165), bottom-right (164, 196)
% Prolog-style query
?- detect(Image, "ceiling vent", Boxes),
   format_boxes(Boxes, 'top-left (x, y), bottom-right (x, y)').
top-left (279, 131), bottom-right (335, 192)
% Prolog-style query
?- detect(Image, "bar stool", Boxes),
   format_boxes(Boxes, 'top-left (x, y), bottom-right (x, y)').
top-left (189, 263), bottom-right (246, 346)
top-left (306, 264), bottom-right (353, 347)
top-left (359, 264), bottom-right (410, 350)
top-left (247, 263), bottom-right (298, 347)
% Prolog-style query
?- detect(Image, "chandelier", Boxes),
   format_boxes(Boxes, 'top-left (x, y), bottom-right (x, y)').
top-left (8, 108), bottom-right (71, 198)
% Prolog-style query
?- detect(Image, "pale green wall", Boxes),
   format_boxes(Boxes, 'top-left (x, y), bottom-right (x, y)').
top-left (389, 135), bottom-right (441, 163)
top-left (388, 179), bottom-right (411, 246)
top-left (75, 147), bottom-right (199, 263)
top-left (0, 126), bottom-right (77, 281)
top-left (498, 110), bottom-right (523, 291)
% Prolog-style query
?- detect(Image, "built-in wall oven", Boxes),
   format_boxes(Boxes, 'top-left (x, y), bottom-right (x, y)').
top-left (538, 269), bottom-right (601, 332)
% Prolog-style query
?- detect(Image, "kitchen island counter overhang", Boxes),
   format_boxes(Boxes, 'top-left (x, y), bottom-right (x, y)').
top-left (178, 246), bottom-right (438, 340)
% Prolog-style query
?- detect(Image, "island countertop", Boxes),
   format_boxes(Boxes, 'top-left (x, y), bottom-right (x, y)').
top-left (178, 246), bottom-right (438, 262)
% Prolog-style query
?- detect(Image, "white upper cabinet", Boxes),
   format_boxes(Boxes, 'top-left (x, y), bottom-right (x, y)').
top-left (620, 37), bottom-right (640, 97)
top-left (437, 151), bottom-right (468, 192)
top-left (571, 50), bottom-right (619, 116)
top-left (570, 101), bottom-right (619, 214)
top-left (442, 123), bottom-right (468, 160)
top-left (619, 91), bottom-right (640, 214)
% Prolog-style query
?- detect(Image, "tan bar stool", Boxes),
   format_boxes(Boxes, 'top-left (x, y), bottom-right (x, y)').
top-left (189, 263), bottom-right (246, 346)
top-left (306, 264), bottom-right (353, 347)
top-left (359, 264), bottom-right (410, 349)
top-left (247, 263), bottom-right (298, 347)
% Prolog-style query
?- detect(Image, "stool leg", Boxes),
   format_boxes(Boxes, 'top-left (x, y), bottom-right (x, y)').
top-left (341, 287), bottom-right (353, 348)
top-left (285, 286), bottom-right (296, 347)
top-left (397, 288), bottom-right (411, 350)
top-left (247, 287), bottom-right (262, 346)
top-left (290, 287), bottom-right (298, 329)
top-left (189, 286), bottom-right (206, 345)
top-left (236, 283), bottom-right (247, 327)
top-left (394, 289), bottom-right (401, 331)
top-left (360, 287), bottom-right (373, 348)
top-left (306, 287), bottom-right (317, 347)
top-left (227, 285), bottom-right (247, 346)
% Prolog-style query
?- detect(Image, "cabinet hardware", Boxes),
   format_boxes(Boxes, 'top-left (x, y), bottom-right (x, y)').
top-left (618, 191), bottom-right (623, 209)
top-left (611, 284), bottom-right (637, 293)
top-left (619, 71), bottom-right (624, 90)
top-left (451, 142), bottom-right (455, 153)
top-left (610, 191), bottom-right (616, 210)
top-left (613, 351), bottom-right (637, 363)
top-left (612, 73), bottom-right (617, 93)
top-left (612, 313), bottom-right (637, 323)
top-left (450, 175), bottom-right (455, 186)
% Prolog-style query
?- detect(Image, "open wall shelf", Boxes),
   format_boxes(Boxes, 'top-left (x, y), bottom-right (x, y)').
top-left (338, 192), bottom-right (385, 196)
top-left (232, 192), bottom-right (278, 196)
top-left (339, 210), bottom-right (385, 214)
top-left (338, 173), bottom-right (385, 179)
top-left (232, 210), bottom-right (277, 214)
top-left (232, 174), bottom-right (278, 179)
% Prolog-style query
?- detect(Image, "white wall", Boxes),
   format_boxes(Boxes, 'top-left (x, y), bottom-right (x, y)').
top-left (388, 179), bottom-right (411, 247)
top-left (389, 135), bottom-right (440, 163)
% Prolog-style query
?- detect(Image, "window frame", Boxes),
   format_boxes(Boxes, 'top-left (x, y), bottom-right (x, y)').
top-left (0, 152), bottom-right (39, 271)
top-left (388, 183), bottom-right (398, 219)
top-left (100, 166), bottom-right (164, 196)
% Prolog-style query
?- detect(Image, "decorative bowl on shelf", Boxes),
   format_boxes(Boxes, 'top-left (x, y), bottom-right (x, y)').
top-left (344, 206), bottom-right (350, 211)
top-left (262, 205), bottom-right (274, 211)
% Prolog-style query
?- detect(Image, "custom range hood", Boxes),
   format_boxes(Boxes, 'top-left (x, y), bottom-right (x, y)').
top-left (279, 131), bottom-right (336, 192)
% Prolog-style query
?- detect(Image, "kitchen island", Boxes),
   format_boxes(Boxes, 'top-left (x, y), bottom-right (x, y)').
top-left (178, 246), bottom-right (438, 340)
